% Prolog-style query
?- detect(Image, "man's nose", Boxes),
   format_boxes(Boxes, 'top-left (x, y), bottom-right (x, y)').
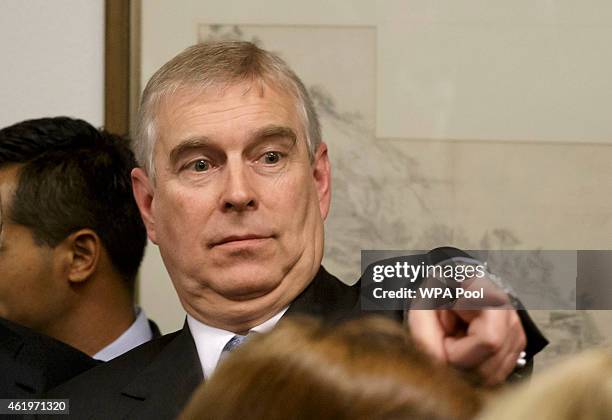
top-left (221, 162), bottom-right (257, 212)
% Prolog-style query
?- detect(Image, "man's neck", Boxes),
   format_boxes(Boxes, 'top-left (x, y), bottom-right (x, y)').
top-left (187, 306), bottom-right (289, 378)
top-left (43, 278), bottom-right (136, 356)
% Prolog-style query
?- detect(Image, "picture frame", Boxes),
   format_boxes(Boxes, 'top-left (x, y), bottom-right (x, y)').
top-left (104, 0), bottom-right (140, 136)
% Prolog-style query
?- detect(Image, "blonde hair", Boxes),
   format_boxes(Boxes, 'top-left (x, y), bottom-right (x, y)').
top-left (181, 316), bottom-right (481, 420)
top-left (134, 41), bottom-right (321, 180)
top-left (478, 349), bottom-right (612, 420)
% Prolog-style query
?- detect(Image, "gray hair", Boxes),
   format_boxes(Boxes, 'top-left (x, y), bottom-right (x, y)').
top-left (134, 41), bottom-right (321, 179)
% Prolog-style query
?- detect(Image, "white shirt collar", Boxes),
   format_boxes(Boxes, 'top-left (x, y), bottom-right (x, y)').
top-left (187, 306), bottom-right (289, 379)
top-left (93, 306), bottom-right (154, 361)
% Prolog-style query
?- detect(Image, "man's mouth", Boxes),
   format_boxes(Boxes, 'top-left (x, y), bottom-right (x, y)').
top-left (210, 234), bottom-right (273, 248)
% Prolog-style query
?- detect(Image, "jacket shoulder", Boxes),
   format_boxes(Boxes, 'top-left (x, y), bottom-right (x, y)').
top-left (47, 331), bottom-right (179, 398)
top-left (0, 318), bottom-right (98, 397)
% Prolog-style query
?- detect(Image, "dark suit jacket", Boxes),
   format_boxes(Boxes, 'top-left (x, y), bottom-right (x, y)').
top-left (0, 315), bottom-right (162, 400)
top-left (49, 266), bottom-right (548, 419)
top-left (0, 318), bottom-right (100, 398)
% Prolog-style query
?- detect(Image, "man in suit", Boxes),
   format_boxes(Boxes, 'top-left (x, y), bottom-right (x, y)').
top-left (0, 117), bottom-right (159, 379)
top-left (50, 41), bottom-right (546, 418)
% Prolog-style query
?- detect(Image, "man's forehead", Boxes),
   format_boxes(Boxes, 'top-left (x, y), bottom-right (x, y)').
top-left (160, 81), bottom-right (297, 118)
top-left (155, 82), bottom-right (304, 148)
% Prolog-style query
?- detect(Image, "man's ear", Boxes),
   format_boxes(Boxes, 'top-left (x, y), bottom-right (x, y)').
top-left (312, 142), bottom-right (331, 220)
top-left (131, 167), bottom-right (157, 244)
top-left (63, 229), bottom-right (101, 284)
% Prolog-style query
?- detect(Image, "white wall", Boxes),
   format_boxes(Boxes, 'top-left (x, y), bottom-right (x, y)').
top-left (0, 0), bottom-right (104, 127)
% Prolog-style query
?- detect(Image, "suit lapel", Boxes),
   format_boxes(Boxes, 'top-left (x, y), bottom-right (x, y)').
top-left (120, 323), bottom-right (203, 417)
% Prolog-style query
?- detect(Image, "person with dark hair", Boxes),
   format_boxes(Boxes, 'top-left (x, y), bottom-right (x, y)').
top-left (180, 316), bottom-right (482, 420)
top-left (0, 117), bottom-right (157, 373)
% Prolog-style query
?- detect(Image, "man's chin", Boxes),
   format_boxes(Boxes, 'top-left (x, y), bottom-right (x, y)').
top-left (208, 266), bottom-right (286, 302)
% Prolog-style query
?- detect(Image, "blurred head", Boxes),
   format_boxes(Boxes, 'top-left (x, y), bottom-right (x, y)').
top-left (478, 349), bottom-right (612, 420)
top-left (131, 41), bottom-right (331, 332)
top-left (0, 117), bottom-right (146, 333)
top-left (181, 316), bottom-right (482, 420)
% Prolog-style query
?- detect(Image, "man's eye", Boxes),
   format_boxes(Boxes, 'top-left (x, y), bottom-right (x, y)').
top-left (193, 159), bottom-right (210, 172)
top-left (263, 152), bottom-right (281, 164)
